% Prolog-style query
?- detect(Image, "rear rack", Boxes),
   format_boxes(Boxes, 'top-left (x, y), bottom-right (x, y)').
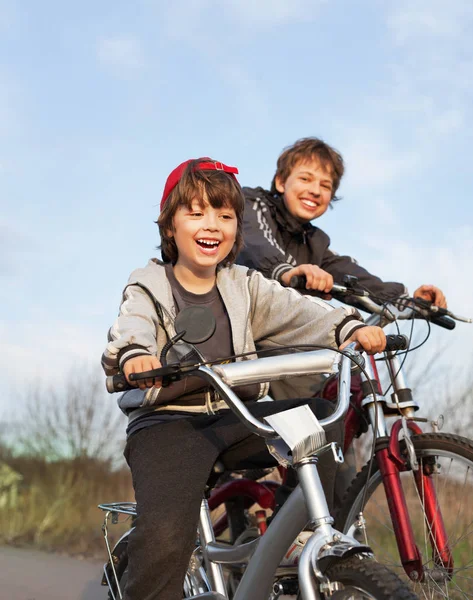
top-left (98, 502), bottom-right (137, 598)
top-left (98, 501), bottom-right (137, 517)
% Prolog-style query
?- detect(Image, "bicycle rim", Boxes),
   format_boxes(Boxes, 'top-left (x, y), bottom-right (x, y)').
top-left (336, 433), bottom-right (473, 600)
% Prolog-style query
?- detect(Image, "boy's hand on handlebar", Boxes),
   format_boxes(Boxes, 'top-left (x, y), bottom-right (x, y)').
top-left (281, 264), bottom-right (333, 295)
top-left (339, 326), bottom-right (386, 355)
top-left (413, 285), bottom-right (447, 309)
top-left (123, 355), bottom-right (162, 390)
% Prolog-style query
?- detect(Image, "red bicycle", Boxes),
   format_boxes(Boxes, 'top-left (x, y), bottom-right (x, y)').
top-left (209, 282), bottom-right (473, 600)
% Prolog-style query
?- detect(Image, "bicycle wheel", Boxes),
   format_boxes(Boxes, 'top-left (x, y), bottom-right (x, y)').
top-left (335, 433), bottom-right (473, 600)
top-left (321, 555), bottom-right (419, 599)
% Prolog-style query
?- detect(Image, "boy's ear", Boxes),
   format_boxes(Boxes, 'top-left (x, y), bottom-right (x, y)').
top-left (275, 176), bottom-right (285, 194)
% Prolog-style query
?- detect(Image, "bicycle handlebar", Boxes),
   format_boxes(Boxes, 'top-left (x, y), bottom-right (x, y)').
top-left (106, 344), bottom-right (364, 437)
top-left (106, 334), bottom-right (407, 393)
top-left (359, 295), bottom-right (457, 330)
top-left (289, 274), bottom-right (469, 330)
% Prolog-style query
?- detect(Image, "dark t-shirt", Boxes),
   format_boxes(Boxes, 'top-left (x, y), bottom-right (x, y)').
top-left (165, 263), bottom-right (233, 363)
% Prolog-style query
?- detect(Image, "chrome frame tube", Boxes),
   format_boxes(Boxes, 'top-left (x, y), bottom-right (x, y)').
top-left (319, 344), bottom-right (353, 429)
top-left (366, 403), bottom-right (389, 438)
top-left (195, 348), bottom-right (355, 437)
top-left (386, 352), bottom-right (410, 393)
top-left (358, 352), bottom-right (389, 438)
top-left (298, 532), bottom-right (324, 600)
top-left (211, 350), bottom-right (338, 387)
top-left (364, 313), bottom-right (381, 326)
top-left (296, 461), bottom-right (333, 529)
top-left (358, 351), bottom-right (377, 380)
top-left (197, 499), bottom-right (227, 598)
top-left (196, 366), bottom-right (277, 438)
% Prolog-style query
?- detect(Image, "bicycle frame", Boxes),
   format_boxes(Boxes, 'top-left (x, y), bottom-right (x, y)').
top-left (205, 329), bottom-right (454, 584)
top-left (196, 453), bottom-right (370, 600)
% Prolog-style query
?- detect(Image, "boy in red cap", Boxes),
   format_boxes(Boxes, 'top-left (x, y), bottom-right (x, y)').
top-left (102, 157), bottom-right (386, 600)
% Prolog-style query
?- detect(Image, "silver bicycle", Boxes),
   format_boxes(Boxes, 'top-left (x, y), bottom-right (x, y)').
top-left (100, 312), bottom-right (419, 600)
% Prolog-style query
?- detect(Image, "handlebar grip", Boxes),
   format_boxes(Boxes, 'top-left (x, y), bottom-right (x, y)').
top-left (106, 365), bottom-right (183, 394)
top-left (385, 334), bottom-right (409, 352)
top-left (106, 374), bottom-right (134, 393)
top-left (129, 366), bottom-right (177, 381)
top-left (288, 275), bottom-right (365, 297)
top-left (430, 314), bottom-right (456, 330)
top-left (289, 275), bottom-right (306, 288)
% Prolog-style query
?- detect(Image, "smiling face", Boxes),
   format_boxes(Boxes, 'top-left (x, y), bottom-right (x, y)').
top-left (170, 196), bottom-right (238, 277)
top-left (275, 159), bottom-right (334, 223)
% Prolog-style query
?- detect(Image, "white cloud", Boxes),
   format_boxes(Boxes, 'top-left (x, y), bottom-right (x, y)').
top-left (362, 225), bottom-right (473, 317)
top-left (0, 0), bottom-right (17, 32)
top-left (0, 220), bottom-right (38, 276)
top-left (385, 1), bottom-right (473, 103)
top-left (388, 0), bottom-right (473, 45)
top-left (161, 0), bottom-right (327, 37)
top-left (333, 1), bottom-right (473, 197)
top-left (225, 0), bottom-right (328, 26)
top-left (0, 76), bottom-right (19, 136)
top-left (97, 36), bottom-right (145, 73)
top-left (340, 130), bottom-right (420, 191)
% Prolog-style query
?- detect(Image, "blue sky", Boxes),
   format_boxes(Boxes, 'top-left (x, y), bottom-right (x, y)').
top-left (1, 0), bottom-right (472, 414)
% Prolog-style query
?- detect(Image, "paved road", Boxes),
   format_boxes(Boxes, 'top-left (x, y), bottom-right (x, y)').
top-left (0, 545), bottom-right (296, 599)
top-left (0, 545), bottom-right (109, 600)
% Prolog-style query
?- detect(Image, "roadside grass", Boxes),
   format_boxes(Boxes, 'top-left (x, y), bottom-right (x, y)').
top-left (0, 456), bottom-right (133, 556)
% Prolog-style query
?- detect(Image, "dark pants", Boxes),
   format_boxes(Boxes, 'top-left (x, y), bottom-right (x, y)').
top-left (123, 398), bottom-right (341, 600)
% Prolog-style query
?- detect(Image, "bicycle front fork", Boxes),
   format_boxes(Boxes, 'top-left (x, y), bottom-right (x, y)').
top-left (376, 418), bottom-right (453, 582)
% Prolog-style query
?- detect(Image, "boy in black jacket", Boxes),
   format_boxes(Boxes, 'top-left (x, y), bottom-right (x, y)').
top-left (237, 137), bottom-right (446, 308)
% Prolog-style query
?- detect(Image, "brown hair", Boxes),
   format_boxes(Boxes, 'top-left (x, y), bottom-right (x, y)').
top-left (270, 137), bottom-right (345, 201)
top-left (157, 158), bottom-right (245, 266)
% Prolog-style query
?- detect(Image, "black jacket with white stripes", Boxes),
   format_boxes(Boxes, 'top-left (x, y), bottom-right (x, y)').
top-left (237, 187), bottom-right (406, 306)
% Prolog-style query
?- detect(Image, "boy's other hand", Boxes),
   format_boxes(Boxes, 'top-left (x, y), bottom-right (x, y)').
top-left (281, 264), bottom-right (333, 295)
top-left (123, 355), bottom-right (162, 390)
top-left (339, 326), bottom-right (386, 355)
top-left (413, 285), bottom-right (447, 308)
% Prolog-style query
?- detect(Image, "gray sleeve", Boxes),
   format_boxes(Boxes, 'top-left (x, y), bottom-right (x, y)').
top-left (101, 284), bottom-right (160, 376)
top-left (247, 271), bottom-right (365, 350)
top-left (237, 192), bottom-right (294, 282)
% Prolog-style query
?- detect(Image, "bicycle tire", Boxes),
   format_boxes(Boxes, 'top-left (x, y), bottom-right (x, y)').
top-left (334, 432), bottom-right (473, 600)
top-left (321, 555), bottom-right (419, 599)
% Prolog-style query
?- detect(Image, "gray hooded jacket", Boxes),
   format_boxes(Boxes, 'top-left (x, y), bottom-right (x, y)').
top-left (102, 260), bottom-right (365, 417)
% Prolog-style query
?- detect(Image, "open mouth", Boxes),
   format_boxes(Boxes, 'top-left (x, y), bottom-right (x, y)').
top-left (300, 199), bottom-right (319, 209)
top-left (196, 239), bottom-right (221, 249)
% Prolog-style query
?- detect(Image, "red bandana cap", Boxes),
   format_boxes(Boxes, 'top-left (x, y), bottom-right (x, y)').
top-left (160, 158), bottom-right (239, 211)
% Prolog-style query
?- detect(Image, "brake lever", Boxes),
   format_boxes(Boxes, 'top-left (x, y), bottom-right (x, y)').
top-left (450, 313), bottom-right (472, 324)
top-left (429, 306), bottom-right (472, 323)
top-left (129, 363), bottom-right (183, 388)
top-left (413, 298), bottom-right (472, 324)
top-left (331, 283), bottom-right (369, 298)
